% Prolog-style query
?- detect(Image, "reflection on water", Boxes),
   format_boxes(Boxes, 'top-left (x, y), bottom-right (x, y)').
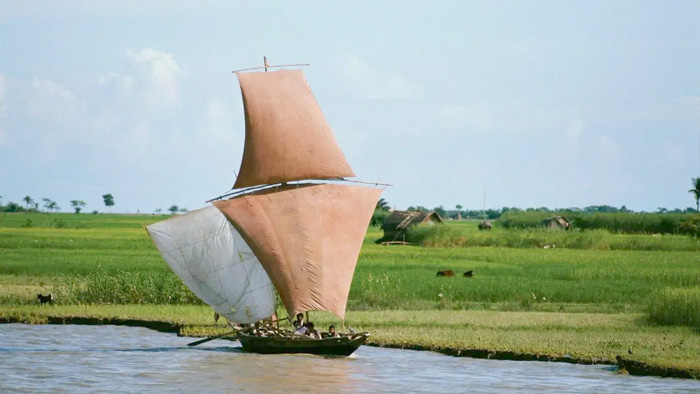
top-left (0, 324), bottom-right (698, 393)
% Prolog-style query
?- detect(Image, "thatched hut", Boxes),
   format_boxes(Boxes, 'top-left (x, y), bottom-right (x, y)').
top-left (379, 210), bottom-right (444, 243)
top-left (542, 216), bottom-right (572, 230)
top-left (478, 220), bottom-right (492, 230)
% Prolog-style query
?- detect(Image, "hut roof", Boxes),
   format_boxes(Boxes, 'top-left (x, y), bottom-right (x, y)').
top-left (381, 210), bottom-right (444, 231)
top-left (543, 216), bottom-right (571, 228)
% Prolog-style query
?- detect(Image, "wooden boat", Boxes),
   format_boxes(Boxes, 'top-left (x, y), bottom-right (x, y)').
top-left (146, 57), bottom-right (386, 356)
top-left (237, 332), bottom-right (370, 356)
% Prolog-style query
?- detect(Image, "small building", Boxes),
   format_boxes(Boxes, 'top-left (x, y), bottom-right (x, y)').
top-left (478, 220), bottom-right (492, 230)
top-left (379, 210), bottom-right (444, 243)
top-left (542, 216), bottom-right (572, 230)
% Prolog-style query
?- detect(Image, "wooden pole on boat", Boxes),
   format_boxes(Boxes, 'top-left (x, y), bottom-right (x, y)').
top-left (187, 329), bottom-right (237, 347)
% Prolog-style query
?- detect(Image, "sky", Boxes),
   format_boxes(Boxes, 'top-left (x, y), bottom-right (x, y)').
top-left (1, 1), bottom-right (699, 213)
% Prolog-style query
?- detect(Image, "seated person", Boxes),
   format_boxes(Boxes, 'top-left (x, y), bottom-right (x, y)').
top-left (292, 313), bottom-right (305, 330)
top-left (306, 322), bottom-right (320, 339)
top-left (328, 325), bottom-right (340, 338)
top-left (293, 322), bottom-right (308, 336)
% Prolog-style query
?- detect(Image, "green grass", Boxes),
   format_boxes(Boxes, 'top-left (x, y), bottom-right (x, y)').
top-left (407, 223), bottom-right (700, 251)
top-left (1, 213), bottom-right (700, 376)
top-left (647, 287), bottom-right (700, 328)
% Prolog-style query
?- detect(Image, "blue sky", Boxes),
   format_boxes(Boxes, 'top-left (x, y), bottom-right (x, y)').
top-left (1, 1), bottom-right (699, 213)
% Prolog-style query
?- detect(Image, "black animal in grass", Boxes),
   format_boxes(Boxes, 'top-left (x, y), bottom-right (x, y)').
top-left (436, 270), bottom-right (455, 277)
top-left (37, 293), bottom-right (54, 305)
top-left (436, 270), bottom-right (476, 278)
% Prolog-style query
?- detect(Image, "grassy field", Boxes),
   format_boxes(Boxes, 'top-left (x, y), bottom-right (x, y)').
top-left (1, 212), bottom-right (699, 377)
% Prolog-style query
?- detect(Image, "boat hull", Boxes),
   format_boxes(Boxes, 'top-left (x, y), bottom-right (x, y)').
top-left (237, 333), bottom-right (369, 356)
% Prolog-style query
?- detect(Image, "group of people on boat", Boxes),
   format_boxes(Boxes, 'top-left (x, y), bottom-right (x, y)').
top-left (229, 311), bottom-right (341, 339)
top-left (291, 313), bottom-right (340, 339)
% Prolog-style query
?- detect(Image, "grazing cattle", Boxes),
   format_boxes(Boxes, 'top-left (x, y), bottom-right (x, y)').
top-left (463, 270), bottom-right (475, 278)
top-left (37, 293), bottom-right (53, 305)
top-left (436, 270), bottom-right (455, 277)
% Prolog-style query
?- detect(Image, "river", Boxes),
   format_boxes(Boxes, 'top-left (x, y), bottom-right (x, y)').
top-left (0, 324), bottom-right (698, 393)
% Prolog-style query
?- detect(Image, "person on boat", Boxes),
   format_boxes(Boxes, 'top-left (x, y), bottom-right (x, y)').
top-left (306, 322), bottom-right (320, 339)
top-left (292, 313), bottom-right (305, 330)
top-left (328, 325), bottom-right (340, 338)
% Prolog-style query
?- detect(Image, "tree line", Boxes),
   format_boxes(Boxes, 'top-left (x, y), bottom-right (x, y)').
top-left (0, 194), bottom-right (115, 214)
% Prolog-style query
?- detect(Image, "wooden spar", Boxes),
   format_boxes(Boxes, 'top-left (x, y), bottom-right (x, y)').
top-left (187, 329), bottom-right (238, 346)
top-left (233, 63), bottom-right (310, 74)
top-left (206, 179), bottom-right (393, 203)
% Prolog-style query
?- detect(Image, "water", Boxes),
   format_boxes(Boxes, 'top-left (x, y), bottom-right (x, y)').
top-left (0, 324), bottom-right (698, 393)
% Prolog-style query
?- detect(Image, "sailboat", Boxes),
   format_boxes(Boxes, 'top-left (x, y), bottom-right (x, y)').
top-left (146, 58), bottom-right (384, 356)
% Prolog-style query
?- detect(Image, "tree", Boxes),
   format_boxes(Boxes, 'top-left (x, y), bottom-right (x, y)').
top-left (42, 198), bottom-right (54, 213)
top-left (689, 177), bottom-right (700, 212)
top-left (70, 200), bottom-right (86, 214)
top-left (455, 204), bottom-right (463, 221)
top-left (102, 194), bottom-right (115, 212)
top-left (375, 198), bottom-right (390, 211)
top-left (168, 205), bottom-right (180, 214)
top-left (23, 196), bottom-right (34, 210)
top-left (154, 208), bottom-right (162, 214)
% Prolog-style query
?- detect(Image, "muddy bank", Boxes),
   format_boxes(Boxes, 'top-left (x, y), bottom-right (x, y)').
top-left (366, 342), bottom-right (611, 365)
top-left (0, 316), bottom-right (182, 334)
top-left (1, 316), bottom-right (697, 380)
top-left (617, 356), bottom-right (700, 380)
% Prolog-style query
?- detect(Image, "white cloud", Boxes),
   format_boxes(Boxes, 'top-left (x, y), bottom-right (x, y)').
top-left (97, 72), bottom-right (134, 95)
top-left (336, 54), bottom-right (419, 100)
top-left (127, 48), bottom-right (184, 111)
top-left (23, 78), bottom-right (81, 121)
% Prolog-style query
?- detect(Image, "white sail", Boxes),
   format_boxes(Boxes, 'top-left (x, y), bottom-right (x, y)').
top-left (146, 206), bottom-right (276, 324)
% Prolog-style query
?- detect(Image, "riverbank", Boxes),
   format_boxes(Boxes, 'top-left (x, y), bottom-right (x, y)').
top-left (1, 214), bottom-right (699, 380)
top-left (1, 305), bottom-right (698, 379)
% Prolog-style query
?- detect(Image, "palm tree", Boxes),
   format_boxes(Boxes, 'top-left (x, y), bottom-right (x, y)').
top-left (690, 177), bottom-right (700, 212)
top-left (23, 196), bottom-right (34, 210)
top-left (375, 198), bottom-right (390, 211)
top-left (455, 204), bottom-right (463, 221)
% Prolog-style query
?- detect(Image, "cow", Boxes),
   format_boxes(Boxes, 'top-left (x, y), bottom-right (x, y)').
top-left (436, 270), bottom-right (455, 277)
top-left (463, 270), bottom-right (475, 278)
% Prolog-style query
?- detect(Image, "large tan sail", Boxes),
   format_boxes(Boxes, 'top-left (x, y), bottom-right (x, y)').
top-left (233, 70), bottom-right (355, 189)
top-left (214, 183), bottom-right (381, 319)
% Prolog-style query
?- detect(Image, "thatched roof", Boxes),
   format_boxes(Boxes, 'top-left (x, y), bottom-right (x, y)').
top-left (542, 216), bottom-right (571, 230)
top-left (381, 210), bottom-right (444, 231)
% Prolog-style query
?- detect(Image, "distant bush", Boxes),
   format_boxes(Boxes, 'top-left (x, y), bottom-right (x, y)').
top-left (21, 219), bottom-right (34, 228)
top-left (53, 270), bottom-right (201, 305)
top-left (370, 209), bottom-right (390, 227)
top-left (679, 217), bottom-right (700, 237)
top-left (499, 211), bottom-right (699, 234)
top-left (406, 223), bottom-right (465, 247)
top-left (647, 288), bottom-right (700, 328)
top-left (406, 224), bottom-right (700, 251)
